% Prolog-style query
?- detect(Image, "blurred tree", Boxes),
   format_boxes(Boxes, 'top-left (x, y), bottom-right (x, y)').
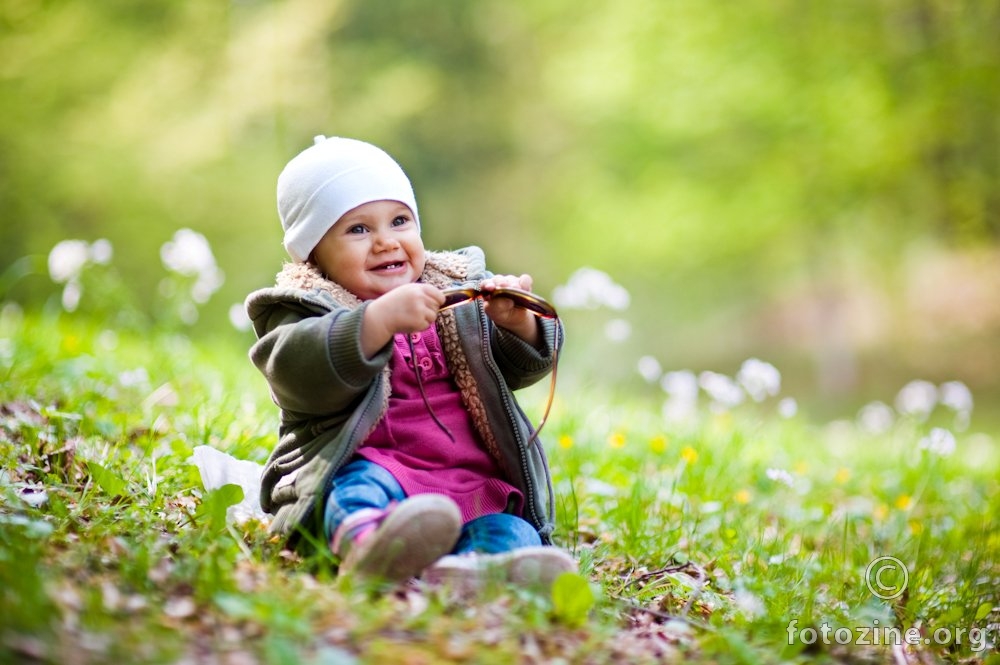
top-left (1, 0), bottom-right (998, 405)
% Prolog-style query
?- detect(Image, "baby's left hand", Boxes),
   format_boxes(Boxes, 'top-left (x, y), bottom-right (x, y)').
top-left (481, 274), bottom-right (541, 347)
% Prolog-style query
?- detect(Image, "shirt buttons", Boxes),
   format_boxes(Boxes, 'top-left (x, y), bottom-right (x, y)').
top-left (410, 333), bottom-right (422, 343)
top-left (418, 357), bottom-right (434, 371)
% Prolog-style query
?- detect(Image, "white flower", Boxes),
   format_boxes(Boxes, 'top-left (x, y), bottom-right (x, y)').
top-left (857, 401), bottom-right (895, 435)
top-left (939, 381), bottom-right (973, 414)
top-left (604, 318), bottom-right (631, 342)
top-left (661, 370), bottom-right (699, 401)
top-left (661, 370), bottom-right (699, 422)
top-left (699, 371), bottom-right (744, 410)
top-left (89, 239), bottom-right (113, 265)
top-left (736, 358), bottom-right (781, 402)
top-left (19, 486), bottom-right (48, 508)
top-left (118, 368), bottom-right (150, 388)
top-left (938, 381), bottom-right (973, 431)
top-left (61, 282), bottom-right (82, 312)
top-left (98, 330), bottom-right (119, 350)
top-left (552, 267), bottom-right (630, 311)
top-left (637, 356), bottom-right (662, 383)
top-left (48, 239), bottom-right (91, 284)
top-left (733, 589), bottom-right (765, 619)
top-left (160, 229), bottom-right (224, 304)
top-left (191, 267), bottom-right (225, 304)
top-left (47, 239), bottom-right (114, 292)
top-left (918, 427), bottom-right (956, 456)
top-left (895, 380), bottom-right (938, 420)
top-left (777, 397), bottom-right (798, 419)
top-left (160, 229), bottom-right (217, 277)
top-left (766, 467), bottom-right (794, 487)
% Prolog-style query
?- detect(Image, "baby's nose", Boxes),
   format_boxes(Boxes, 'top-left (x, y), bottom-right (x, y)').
top-left (372, 232), bottom-right (399, 250)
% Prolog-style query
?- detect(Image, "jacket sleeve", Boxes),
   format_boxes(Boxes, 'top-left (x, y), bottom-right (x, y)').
top-left (248, 298), bottom-right (391, 418)
top-left (461, 249), bottom-right (563, 392)
top-left (490, 317), bottom-right (563, 391)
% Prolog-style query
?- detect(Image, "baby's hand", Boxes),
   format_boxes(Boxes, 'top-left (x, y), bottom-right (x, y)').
top-left (481, 274), bottom-right (541, 347)
top-left (362, 283), bottom-right (444, 357)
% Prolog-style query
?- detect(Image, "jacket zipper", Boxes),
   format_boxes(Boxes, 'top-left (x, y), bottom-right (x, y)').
top-left (477, 306), bottom-right (543, 532)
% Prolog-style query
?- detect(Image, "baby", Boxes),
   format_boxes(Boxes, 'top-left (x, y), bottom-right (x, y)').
top-left (245, 136), bottom-right (575, 590)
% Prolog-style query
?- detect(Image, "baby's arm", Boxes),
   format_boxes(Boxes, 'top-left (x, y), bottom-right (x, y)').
top-left (361, 283), bottom-right (445, 358)
top-left (480, 274), bottom-right (542, 348)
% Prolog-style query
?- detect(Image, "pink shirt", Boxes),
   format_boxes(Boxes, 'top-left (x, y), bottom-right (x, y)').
top-left (355, 327), bottom-right (523, 523)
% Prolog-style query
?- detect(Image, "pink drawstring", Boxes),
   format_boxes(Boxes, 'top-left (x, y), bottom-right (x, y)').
top-left (407, 334), bottom-right (455, 443)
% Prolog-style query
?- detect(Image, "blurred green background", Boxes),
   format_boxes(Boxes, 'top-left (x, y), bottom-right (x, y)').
top-left (2, 0), bottom-right (998, 424)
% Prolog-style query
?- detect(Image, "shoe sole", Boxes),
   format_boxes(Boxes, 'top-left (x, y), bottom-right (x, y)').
top-left (506, 546), bottom-right (578, 587)
top-left (424, 546), bottom-right (578, 592)
top-left (343, 494), bottom-right (462, 583)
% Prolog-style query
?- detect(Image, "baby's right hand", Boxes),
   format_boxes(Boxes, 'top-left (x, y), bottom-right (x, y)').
top-left (373, 282), bottom-right (445, 333)
top-left (362, 284), bottom-right (444, 357)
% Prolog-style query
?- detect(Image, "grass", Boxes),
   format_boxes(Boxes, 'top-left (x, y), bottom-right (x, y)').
top-left (1, 307), bottom-right (998, 664)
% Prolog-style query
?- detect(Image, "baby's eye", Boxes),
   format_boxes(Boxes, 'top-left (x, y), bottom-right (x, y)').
top-left (346, 224), bottom-right (367, 234)
top-left (391, 215), bottom-right (410, 227)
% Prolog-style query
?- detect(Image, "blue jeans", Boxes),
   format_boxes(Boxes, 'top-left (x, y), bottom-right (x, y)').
top-left (324, 459), bottom-right (541, 554)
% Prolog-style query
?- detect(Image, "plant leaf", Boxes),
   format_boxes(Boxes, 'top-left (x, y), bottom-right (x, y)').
top-left (975, 602), bottom-right (992, 621)
top-left (551, 572), bottom-right (595, 627)
top-left (85, 461), bottom-right (127, 498)
top-left (194, 484), bottom-right (244, 531)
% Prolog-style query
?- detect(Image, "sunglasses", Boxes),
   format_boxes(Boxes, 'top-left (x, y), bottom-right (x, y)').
top-left (438, 286), bottom-right (560, 447)
top-left (439, 286), bottom-right (558, 320)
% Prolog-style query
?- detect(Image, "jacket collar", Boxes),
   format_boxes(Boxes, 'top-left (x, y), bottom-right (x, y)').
top-left (273, 249), bottom-right (475, 308)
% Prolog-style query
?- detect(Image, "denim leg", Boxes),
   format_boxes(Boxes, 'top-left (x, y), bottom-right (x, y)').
top-left (452, 513), bottom-right (542, 555)
top-left (323, 459), bottom-right (407, 542)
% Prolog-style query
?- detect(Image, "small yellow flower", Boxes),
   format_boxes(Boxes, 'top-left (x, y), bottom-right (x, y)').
top-left (909, 520), bottom-right (923, 535)
top-left (649, 435), bottom-right (668, 454)
top-left (558, 435), bottom-right (574, 449)
top-left (895, 494), bottom-right (912, 511)
top-left (62, 334), bottom-right (81, 354)
top-left (794, 461), bottom-right (809, 475)
top-left (873, 504), bottom-right (888, 521)
top-left (608, 432), bottom-right (626, 449)
top-left (834, 468), bottom-right (851, 485)
top-left (734, 489), bottom-right (751, 504)
top-left (681, 446), bottom-right (699, 464)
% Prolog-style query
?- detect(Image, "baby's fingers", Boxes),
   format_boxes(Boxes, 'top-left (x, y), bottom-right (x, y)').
top-left (482, 274), bottom-right (532, 292)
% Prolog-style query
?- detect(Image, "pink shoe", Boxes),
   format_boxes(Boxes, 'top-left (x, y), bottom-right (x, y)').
top-left (335, 494), bottom-right (462, 583)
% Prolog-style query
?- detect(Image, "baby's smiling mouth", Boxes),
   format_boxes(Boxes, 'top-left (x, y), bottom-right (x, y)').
top-left (372, 261), bottom-right (404, 272)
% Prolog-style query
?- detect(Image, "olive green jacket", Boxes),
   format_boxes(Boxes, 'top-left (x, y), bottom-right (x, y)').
top-left (244, 246), bottom-right (561, 547)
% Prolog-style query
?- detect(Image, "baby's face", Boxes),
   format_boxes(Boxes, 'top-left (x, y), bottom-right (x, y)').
top-left (311, 200), bottom-right (425, 300)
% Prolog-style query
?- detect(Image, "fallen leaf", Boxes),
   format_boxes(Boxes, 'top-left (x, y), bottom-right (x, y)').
top-left (164, 596), bottom-right (196, 619)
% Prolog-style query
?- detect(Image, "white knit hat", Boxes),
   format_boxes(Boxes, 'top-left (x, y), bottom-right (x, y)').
top-left (277, 135), bottom-right (419, 263)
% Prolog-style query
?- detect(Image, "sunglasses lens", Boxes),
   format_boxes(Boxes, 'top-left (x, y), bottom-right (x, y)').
top-left (506, 293), bottom-right (557, 318)
top-left (521, 298), bottom-right (556, 318)
top-left (440, 289), bottom-right (476, 310)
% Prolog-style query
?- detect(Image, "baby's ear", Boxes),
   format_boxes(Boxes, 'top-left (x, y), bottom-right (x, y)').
top-left (304, 256), bottom-right (327, 278)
